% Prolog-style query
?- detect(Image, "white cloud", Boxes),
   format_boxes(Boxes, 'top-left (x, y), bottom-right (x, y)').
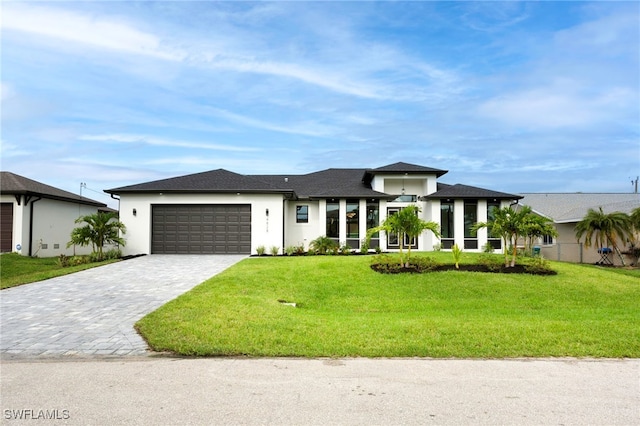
top-left (205, 107), bottom-right (338, 138)
top-left (79, 134), bottom-right (259, 152)
top-left (1, 4), bottom-right (185, 61)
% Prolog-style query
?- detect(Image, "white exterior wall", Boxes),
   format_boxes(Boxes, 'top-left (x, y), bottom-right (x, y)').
top-left (284, 200), bottom-right (321, 250)
top-left (118, 193), bottom-right (285, 256)
top-left (0, 194), bottom-right (101, 256)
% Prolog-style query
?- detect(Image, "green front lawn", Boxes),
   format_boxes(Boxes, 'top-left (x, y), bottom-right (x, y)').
top-left (137, 254), bottom-right (640, 358)
top-left (0, 252), bottom-right (119, 289)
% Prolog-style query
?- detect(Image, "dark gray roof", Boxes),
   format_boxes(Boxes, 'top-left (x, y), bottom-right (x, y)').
top-left (518, 193), bottom-right (640, 223)
top-left (105, 163), bottom-right (515, 202)
top-left (366, 162), bottom-right (448, 178)
top-left (255, 169), bottom-right (394, 200)
top-left (105, 169), bottom-right (292, 194)
top-left (425, 183), bottom-right (522, 201)
top-left (1, 172), bottom-right (106, 207)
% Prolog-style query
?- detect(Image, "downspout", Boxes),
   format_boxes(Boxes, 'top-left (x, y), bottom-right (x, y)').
top-left (28, 196), bottom-right (42, 257)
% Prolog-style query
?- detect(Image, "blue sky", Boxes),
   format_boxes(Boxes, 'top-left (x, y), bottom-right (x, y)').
top-left (2, 1), bottom-right (638, 209)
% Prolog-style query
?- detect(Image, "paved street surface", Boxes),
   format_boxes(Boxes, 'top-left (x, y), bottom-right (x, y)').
top-left (1, 357), bottom-right (638, 425)
top-left (0, 255), bottom-right (246, 357)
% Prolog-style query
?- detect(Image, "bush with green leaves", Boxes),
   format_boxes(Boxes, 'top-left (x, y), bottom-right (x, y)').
top-left (57, 254), bottom-right (71, 268)
top-left (477, 254), bottom-right (503, 272)
top-left (339, 243), bottom-right (351, 255)
top-left (360, 238), bottom-right (370, 254)
top-left (309, 236), bottom-right (339, 255)
top-left (482, 243), bottom-right (495, 253)
top-left (411, 256), bottom-right (441, 272)
top-left (524, 256), bottom-right (555, 275)
top-left (270, 246), bottom-right (280, 256)
top-left (256, 246), bottom-right (266, 256)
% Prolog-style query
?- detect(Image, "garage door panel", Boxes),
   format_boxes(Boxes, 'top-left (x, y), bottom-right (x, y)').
top-left (152, 204), bottom-right (251, 254)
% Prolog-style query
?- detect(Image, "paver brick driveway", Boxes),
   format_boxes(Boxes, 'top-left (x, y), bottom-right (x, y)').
top-left (0, 255), bottom-right (246, 358)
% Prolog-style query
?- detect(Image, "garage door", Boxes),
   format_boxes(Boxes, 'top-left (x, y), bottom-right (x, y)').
top-left (152, 204), bottom-right (251, 254)
top-left (0, 203), bottom-right (13, 253)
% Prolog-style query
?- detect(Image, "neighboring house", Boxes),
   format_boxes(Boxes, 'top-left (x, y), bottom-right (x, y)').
top-left (105, 162), bottom-right (522, 256)
top-left (517, 193), bottom-right (640, 265)
top-left (0, 172), bottom-right (109, 256)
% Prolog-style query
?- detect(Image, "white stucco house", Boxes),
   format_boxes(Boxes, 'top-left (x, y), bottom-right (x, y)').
top-left (0, 172), bottom-right (109, 256)
top-left (105, 162), bottom-right (522, 256)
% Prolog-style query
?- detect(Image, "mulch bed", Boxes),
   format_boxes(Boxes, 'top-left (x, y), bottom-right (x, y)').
top-left (371, 263), bottom-right (557, 275)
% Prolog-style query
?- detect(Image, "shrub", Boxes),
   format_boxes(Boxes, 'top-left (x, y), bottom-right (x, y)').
top-left (270, 246), bottom-right (280, 256)
top-left (410, 256), bottom-right (440, 272)
top-left (524, 256), bottom-right (555, 275)
top-left (71, 256), bottom-right (89, 266)
top-left (482, 243), bottom-right (495, 253)
top-left (360, 238), bottom-right (370, 254)
top-left (285, 246), bottom-right (296, 256)
top-left (309, 236), bottom-right (339, 255)
top-left (370, 254), bottom-right (405, 273)
top-left (256, 246), bottom-right (266, 256)
top-left (339, 243), bottom-right (351, 255)
top-left (57, 254), bottom-right (71, 268)
top-left (432, 243), bottom-right (442, 252)
top-left (104, 248), bottom-right (122, 260)
top-left (375, 245), bottom-right (382, 254)
top-left (477, 254), bottom-right (503, 272)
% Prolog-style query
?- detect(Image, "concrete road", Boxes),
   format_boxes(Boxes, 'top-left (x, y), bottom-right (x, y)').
top-left (1, 357), bottom-right (638, 425)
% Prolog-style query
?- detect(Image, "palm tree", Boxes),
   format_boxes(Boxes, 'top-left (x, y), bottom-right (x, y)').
top-left (472, 206), bottom-right (533, 267)
top-left (68, 211), bottom-right (126, 260)
top-left (574, 207), bottom-right (631, 266)
top-left (521, 214), bottom-right (558, 255)
top-left (367, 205), bottom-right (440, 267)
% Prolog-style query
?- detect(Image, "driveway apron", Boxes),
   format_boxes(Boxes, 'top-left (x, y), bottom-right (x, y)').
top-left (0, 255), bottom-right (246, 358)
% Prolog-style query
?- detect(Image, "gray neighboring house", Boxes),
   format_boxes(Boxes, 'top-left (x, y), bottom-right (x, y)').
top-left (0, 172), bottom-right (108, 256)
top-left (517, 193), bottom-right (640, 265)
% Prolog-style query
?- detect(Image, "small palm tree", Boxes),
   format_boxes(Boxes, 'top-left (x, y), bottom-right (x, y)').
top-left (68, 211), bottom-right (126, 260)
top-left (472, 206), bottom-right (533, 267)
top-left (367, 205), bottom-right (440, 267)
top-left (575, 207), bottom-right (631, 266)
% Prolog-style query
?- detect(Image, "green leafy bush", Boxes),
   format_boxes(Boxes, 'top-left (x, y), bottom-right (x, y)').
top-left (57, 254), bottom-right (71, 268)
top-left (256, 246), bottom-right (266, 256)
top-left (360, 238), bottom-right (370, 254)
top-left (339, 243), bottom-right (351, 255)
top-left (270, 246), bottom-right (280, 256)
top-left (524, 256), bottom-right (555, 275)
top-left (410, 256), bottom-right (441, 272)
top-left (309, 236), bottom-right (339, 255)
top-left (477, 254), bottom-right (504, 272)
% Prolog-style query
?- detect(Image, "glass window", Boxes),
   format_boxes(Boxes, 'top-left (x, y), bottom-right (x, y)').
top-left (440, 202), bottom-right (454, 239)
top-left (391, 194), bottom-right (417, 202)
top-left (366, 200), bottom-right (379, 237)
top-left (326, 201), bottom-right (339, 238)
top-left (464, 201), bottom-right (477, 238)
top-left (296, 205), bottom-right (308, 223)
top-left (487, 201), bottom-right (500, 222)
top-left (346, 200), bottom-right (359, 238)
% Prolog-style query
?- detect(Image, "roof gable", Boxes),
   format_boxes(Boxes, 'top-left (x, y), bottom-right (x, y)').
top-left (425, 183), bottom-right (522, 201)
top-left (367, 162), bottom-right (448, 177)
top-left (1, 172), bottom-right (106, 207)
